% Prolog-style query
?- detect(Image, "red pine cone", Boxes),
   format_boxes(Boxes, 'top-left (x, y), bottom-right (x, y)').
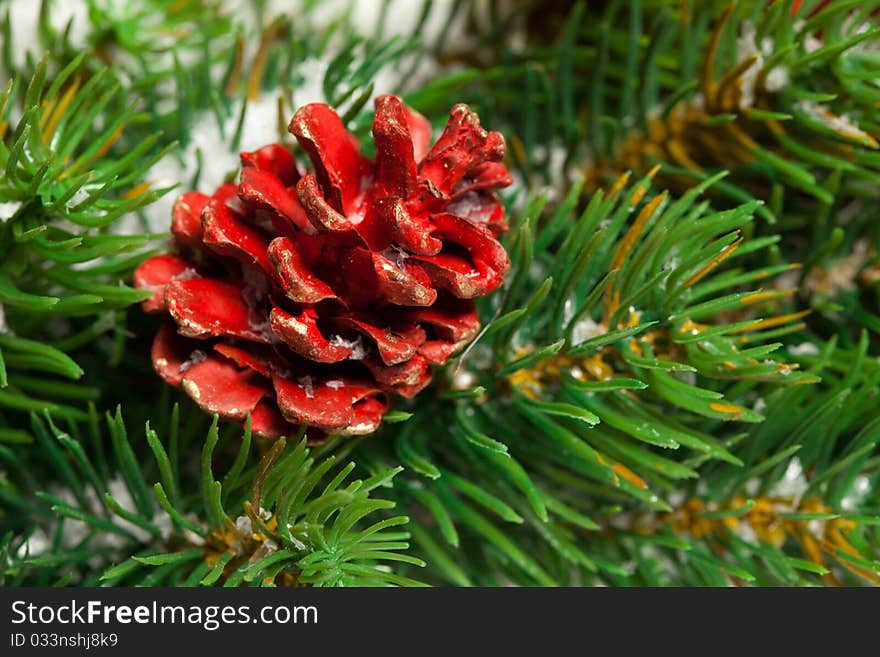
top-left (134, 95), bottom-right (512, 438)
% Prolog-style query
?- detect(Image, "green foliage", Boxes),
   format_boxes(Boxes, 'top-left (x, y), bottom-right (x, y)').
top-left (425, 1), bottom-right (880, 217)
top-left (0, 57), bottom-right (167, 431)
top-left (588, 334), bottom-right (880, 586)
top-left (0, 0), bottom-right (878, 588)
top-left (349, 172), bottom-right (880, 586)
top-left (1, 406), bottom-right (421, 587)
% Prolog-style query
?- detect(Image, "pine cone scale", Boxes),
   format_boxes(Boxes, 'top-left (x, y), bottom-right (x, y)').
top-left (201, 199), bottom-right (273, 273)
top-left (268, 307), bottom-right (352, 363)
top-left (372, 95), bottom-right (419, 197)
top-left (180, 354), bottom-right (269, 420)
top-left (239, 167), bottom-right (312, 233)
top-left (133, 253), bottom-right (192, 313)
top-left (164, 278), bottom-right (268, 342)
top-left (267, 237), bottom-right (337, 304)
top-left (289, 103), bottom-right (367, 214)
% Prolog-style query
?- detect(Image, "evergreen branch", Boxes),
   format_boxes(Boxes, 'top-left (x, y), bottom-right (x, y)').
top-left (0, 58), bottom-right (168, 427)
top-left (0, 402), bottom-right (422, 586)
top-left (345, 172), bottom-right (878, 586)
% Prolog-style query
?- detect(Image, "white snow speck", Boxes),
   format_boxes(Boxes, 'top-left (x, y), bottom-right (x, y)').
top-left (297, 375), bottom-right (315, 398)
top-left (0, 201), bottom-right (22, 222)
top-left (764, 66), bottom-right (789, 92)
top-left (795, 100), bottom-right (873, 142)
top-left (570, 317), bottom-right (605, 345)
top-left (841, 475), bottom-right (871, 511)
top-left (452, 369), bottom-right (476, 390)
top-left (15, 528), bottom-right (51, 560)
top-left (331, 334), bottom-right (368, 360)
top-left (788, 342), bottom-right (820, 356)
top-left (178, 349), bottom-right (207, 373)
top-left (771, 457), bottom-right (808, 501)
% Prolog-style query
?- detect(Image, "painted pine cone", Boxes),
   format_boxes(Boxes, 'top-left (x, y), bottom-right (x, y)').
top-left (134, 96), bottom-right (511, 438)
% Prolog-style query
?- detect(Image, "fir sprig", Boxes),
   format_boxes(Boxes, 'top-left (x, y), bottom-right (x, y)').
top-left (0, 57), bottom-right (169, 431)
top-left (593, 334), bottom-right (880, 586)
top-left (1, 405), bottom-right (422, 587)
top-left (0, 0), bottom-right (877, 588)
top-left (346, 172), bottom-right (877, 586)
